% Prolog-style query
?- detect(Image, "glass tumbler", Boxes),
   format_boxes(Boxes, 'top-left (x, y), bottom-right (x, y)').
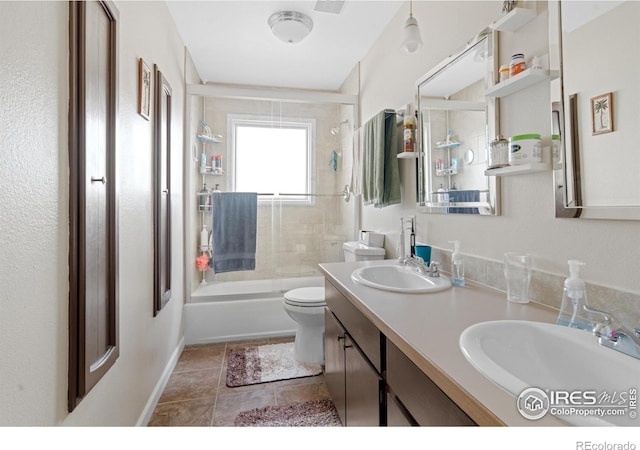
top-left (503, 253), bottom-right (531, 303)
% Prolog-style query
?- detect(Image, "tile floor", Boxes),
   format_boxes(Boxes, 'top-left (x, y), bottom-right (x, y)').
top-left (147, 336), bottom-right (334, 426)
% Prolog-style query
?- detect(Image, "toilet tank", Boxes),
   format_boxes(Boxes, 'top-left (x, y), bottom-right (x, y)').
top-left (343, 241), bottom-right (386, 262)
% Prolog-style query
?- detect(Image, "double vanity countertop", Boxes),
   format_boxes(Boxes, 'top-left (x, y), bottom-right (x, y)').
top-left (319, 258), bottom-right (566, 426)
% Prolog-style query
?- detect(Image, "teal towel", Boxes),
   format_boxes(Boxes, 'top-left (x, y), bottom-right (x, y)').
top-left (362, 110), bottom-right (401, 208)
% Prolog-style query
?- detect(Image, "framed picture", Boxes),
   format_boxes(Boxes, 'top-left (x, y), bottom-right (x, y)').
top-left (138, 58), bottom-right (151, 120)
top-left (591, 92), bottom-right (613, 135)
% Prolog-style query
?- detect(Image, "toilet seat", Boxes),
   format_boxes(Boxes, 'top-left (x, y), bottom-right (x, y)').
top-left (283, 287), bottom-right (326, 308)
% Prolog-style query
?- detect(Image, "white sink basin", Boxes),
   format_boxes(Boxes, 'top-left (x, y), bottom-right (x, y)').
top-left (460, 320), bottom-right (640, 426)
top-left (351, 264), bottom-right (451, 293)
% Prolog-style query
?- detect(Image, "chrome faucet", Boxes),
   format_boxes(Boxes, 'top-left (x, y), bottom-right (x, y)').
top-left (428, 261), bottom-right (441, 278)
top-left (399, 255), bottom-right (429, 275)
top-left (584, 305), bottom-right (640, 360)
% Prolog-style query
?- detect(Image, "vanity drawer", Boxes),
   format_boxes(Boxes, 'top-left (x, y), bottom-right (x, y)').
top-left (386, 339), bottom-right (475, 426)
top-left (324, 279), bottom-right (382, 373)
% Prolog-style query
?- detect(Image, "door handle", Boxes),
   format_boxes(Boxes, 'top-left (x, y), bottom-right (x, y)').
top-left (162, 189), bottom-right (169, 195)
top-left (91, 176), bottom-right (106, 184)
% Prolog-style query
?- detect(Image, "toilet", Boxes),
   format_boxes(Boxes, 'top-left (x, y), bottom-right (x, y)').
top-left (283, 241), bottom-right (386, 365)
top-left (283, 287), bottom-right (326, 365)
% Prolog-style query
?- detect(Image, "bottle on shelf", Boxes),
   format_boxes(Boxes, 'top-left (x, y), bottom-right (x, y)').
top-left (197, 183), bottom-right (211, 211)
top-left (200, 224), bottom-right (209, 251)
top-left (200, 150), bottom-right (207, 173)
top-left (437, 184), bottom-right (448, 204)
top-left (403, 105), bottom-right (416, 152)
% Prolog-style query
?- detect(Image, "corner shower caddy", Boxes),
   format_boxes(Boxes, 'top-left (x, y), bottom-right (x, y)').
top-left (196, 129), bottom-right (223, 284)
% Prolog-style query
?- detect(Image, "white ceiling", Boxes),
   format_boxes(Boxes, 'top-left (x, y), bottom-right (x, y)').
top-left (166, 0), bottom-right (404, 91)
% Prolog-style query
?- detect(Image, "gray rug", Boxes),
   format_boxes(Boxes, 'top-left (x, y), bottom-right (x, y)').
top-left (234, 399), bottom-right (342, 427)
top-left (226, 342), bottom-right (323, 387)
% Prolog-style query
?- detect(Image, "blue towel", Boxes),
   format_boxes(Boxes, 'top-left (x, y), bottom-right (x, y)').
top-left (210, 192), bottom-right (257, 273)
top-left (447, 190), bottom-right (480, 214)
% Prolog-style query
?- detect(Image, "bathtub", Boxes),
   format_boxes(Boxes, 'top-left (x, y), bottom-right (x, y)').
top-left (184, 276), bottom-right (324, 345)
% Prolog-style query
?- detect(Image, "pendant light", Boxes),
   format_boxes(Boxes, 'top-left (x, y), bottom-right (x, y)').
top-left (401, 0), bottom-right (423, 53)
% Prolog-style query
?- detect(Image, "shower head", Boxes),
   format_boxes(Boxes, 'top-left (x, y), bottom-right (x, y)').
top-left (331, 119), bottom-right (350, 135)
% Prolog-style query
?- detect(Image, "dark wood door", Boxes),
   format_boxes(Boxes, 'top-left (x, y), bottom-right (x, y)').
top-left (344, 335), bottom-right (383, 426)
top-left (68, 0), bottom-right (119, 411)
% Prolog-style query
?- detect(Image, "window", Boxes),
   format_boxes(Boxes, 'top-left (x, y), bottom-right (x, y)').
top-left (229, 115), bottom-right (316, 205)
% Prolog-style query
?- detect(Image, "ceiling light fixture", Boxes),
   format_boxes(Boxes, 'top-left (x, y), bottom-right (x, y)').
top-left (400, 0), bottom-right (423, 53)
top-left (268, 11), bottom-right (314, 44)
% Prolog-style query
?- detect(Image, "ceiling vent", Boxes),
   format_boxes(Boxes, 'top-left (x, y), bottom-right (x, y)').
top-left (313, 0), bottom-right (345, 15)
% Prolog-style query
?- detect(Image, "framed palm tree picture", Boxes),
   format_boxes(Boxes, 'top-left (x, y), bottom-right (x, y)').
top-left (591, 92), bottom-right (613, 135)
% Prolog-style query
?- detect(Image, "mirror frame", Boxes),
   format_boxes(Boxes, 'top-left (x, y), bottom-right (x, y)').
top-left (416, 27), bottom-right (500, 215)
top-left (550, 0), bottom-right (640, 220)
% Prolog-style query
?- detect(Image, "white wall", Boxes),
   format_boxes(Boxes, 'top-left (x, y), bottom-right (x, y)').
top-left (563, 2), bottom-right (640, 207)
top-left (352, 1), bottom-right (640, 298)
top-left (0, 1), bottom-right (187, 426)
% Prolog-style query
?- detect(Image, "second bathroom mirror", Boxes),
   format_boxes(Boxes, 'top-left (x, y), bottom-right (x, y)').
top-left (550, 0), bottom-right (640, 220)
top-left (416, 27), bottom-right (499, 215)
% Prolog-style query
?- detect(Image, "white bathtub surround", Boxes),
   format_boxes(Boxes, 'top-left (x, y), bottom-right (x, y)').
top-left (185, 276), bottom-right (323, 345)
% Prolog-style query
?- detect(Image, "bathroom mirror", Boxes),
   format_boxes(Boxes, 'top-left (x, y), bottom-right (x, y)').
top-left (550, 0), bottom-right (640, 220)
top-left (416, 27), bottom-right (499, 215)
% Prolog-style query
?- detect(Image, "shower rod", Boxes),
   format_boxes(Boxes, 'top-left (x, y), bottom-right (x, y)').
top-left (256, 184), bottom-right (352, 202)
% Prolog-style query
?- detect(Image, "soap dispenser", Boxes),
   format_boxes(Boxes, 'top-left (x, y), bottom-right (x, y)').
top-left (449, 240), bottom-right (464, 286)
top-left (556, 260), bottom-right (596, 331)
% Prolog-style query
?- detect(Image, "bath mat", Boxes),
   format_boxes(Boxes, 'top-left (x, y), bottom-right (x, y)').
top-left (226, 342), bottom-right (322, 387)
top-left (234, 399), bottom-right (342, 427)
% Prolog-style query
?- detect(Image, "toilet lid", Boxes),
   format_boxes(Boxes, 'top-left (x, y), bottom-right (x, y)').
top-left (284, 287), bottom-right (326, 307)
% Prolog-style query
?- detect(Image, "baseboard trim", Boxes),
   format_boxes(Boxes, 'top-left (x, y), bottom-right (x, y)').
top-left (136, 336), bottom-right (185, 426)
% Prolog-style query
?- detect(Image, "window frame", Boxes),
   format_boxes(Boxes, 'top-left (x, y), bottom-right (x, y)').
top-left (228, 114), bottom-right (316, 206)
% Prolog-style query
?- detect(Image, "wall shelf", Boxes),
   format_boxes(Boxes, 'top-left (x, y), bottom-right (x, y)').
top-left (486, 68), bottom-right (558, 98)
top-left (397, 152), bottom-right (421, 159)
top-left (491, 7), bottom-right (536, 32)
top-left (200, 167), bottom-right (224, 175)
top-left (197, 134), bottom-right (223, 144)
top-left (435, 141), bottom-right (460, 149)
top-left (485, 162), bottom-right (550, 176)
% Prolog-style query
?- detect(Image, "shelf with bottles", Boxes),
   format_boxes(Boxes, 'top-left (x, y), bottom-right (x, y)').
top-left (197, 182), bottom-right (220, 212)
top-left (434, 155), bottom-right (461, 177)
top-left (486, 68), bottom-right (559, 98)
top-left (199, 153), bottom-right (224, 175)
